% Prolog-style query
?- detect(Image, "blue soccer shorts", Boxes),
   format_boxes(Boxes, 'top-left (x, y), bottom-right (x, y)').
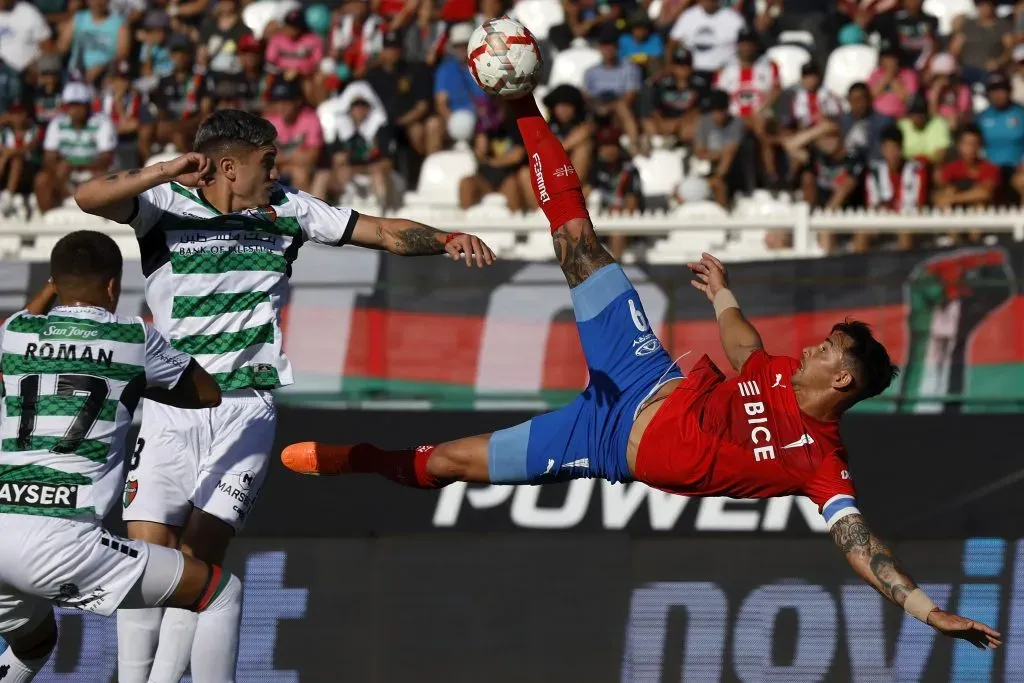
top-left (487, 264), bottom-right (684, 484)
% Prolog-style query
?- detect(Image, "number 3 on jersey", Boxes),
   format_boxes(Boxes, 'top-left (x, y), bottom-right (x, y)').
top-left (628, 299), bottom-right (648, 332)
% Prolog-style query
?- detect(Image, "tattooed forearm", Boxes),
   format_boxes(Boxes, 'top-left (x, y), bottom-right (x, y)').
top-left (831, 514), bottom-right (918, 607)
top-left (391, 223), bottom-right (446, 255)
top-left (552, 221), bottom-right (614, 287)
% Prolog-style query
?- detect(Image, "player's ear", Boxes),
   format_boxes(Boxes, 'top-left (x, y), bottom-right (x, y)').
top-left (218, 155), bottom-right (235, 181)
top-left (832, 369), bottom-right (854, 392)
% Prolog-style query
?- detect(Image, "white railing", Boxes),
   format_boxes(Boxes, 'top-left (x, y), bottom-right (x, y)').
top-left (2, 202), bottom-right (1023, 262)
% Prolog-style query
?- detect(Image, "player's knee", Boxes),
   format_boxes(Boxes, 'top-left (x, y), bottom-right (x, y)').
top-left (554, 216), bottom-right (596, 241)
top-left (126, 521), bottom-right (179, 549)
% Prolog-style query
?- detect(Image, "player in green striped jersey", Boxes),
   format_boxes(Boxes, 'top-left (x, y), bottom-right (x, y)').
top-left (74, 109), bottom-right (497, 682)
top-left (0, 231), bottom-right (248, 683)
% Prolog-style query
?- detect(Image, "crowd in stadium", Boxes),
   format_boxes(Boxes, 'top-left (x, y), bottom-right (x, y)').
top-left (1, 0), bottom-right (1024, 254)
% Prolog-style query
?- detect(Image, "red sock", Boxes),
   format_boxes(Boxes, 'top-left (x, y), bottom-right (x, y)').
top-left (347, 444), bottom-right (444, 489)
top-left (510, 98), bottom-right (590, 233)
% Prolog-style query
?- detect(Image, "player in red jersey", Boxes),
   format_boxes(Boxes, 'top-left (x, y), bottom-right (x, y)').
top-left (282, 95), bottom-right (1001, 650)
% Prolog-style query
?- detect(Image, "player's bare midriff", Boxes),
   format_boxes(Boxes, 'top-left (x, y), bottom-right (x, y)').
top-left (626, 376), bottom-right (685, 475)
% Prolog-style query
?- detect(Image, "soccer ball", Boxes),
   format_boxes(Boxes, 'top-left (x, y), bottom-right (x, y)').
top-left (467, 18), bottom-right (543, 100)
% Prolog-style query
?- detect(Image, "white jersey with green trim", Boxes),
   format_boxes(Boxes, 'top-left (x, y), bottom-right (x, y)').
top-left (127, 182), bottom-right (358, 391)
top-left (0, 307), bottom-right (191, 521)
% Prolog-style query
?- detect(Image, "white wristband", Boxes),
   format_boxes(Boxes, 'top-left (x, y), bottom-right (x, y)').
top-left (904, 588), bottom-right (937, 624)
top-left (713, 288), bottom-right (739, 319)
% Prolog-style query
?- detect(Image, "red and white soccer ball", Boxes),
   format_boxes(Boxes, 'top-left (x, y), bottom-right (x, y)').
top-left (467, 18), bottom-right (543, 100)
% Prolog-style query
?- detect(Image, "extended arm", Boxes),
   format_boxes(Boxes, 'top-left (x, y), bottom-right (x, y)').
top-left (688, 252), bottom-right (764, 371)
top-left (349, 214), bottom-right (496, 266)
top-left (831, 514), bottom-right (1002, 649)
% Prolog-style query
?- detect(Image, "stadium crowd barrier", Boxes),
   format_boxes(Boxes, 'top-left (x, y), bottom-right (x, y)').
top-left (3, 202), bottom-right (1024, 263)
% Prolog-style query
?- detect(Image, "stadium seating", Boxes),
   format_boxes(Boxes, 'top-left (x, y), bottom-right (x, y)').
top-left (404, 148), bottom-right (478, 207)
top-left (510, 0), bottom-right (565, 41)
top-left (634, 148), bottom-right (685, 202)
top-left (547, 42), bottom-right (603, 89)
top-left (923, 0), bottom-right (977, 35)
top-left (767, 45), bottom-right (813, 89)
top-left (823, 44), bottom-right (878, 98)
top-left (241, 0), bottom-right (301, 39)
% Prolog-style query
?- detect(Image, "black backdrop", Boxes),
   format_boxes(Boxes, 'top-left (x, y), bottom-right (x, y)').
top-left (111, 408), bottom-right (1024, 539)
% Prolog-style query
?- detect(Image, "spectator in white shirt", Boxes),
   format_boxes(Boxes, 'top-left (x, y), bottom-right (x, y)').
top-left (668, 0), bottom-right (745, 84)
top-left (0, 0), bottom-right (52, 73)
top-left (35, 82), bottom-right (116, 212)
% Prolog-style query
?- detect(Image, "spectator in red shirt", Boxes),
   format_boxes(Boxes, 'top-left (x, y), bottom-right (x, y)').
top-left (934, 123), bottom-right (999, 242)
top-left (865, 125), bottom-right (928, 250)
top-left (331, 0), bottom-right (385, 81)
top-left (716, 27), bottom-right (781, 185)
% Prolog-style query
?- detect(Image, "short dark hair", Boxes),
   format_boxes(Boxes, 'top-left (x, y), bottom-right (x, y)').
top-left (958, 122), bottom-right (983, 141)
top-left (880, 124), bottom-right (903, 146)
top-left (847, 82), bottom-right (870, 98)
top-left (832, 320), bottom-right (899, 403)
top-left (193, 109), bottom-right (278, 157)
top-left (50, 230), bottom-right (123, 288)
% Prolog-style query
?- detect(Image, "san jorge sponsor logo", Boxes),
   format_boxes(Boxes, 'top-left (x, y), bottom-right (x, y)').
top-left (41, 321), bottom-right (100, 341)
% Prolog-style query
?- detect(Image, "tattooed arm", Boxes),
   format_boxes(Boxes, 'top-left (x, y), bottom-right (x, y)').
top-left (75, 152), bottom-right (213, 223)
top-left (831, 514), bottom-right (1003, 649)
top-left (349, 214), bottom-right (496, 267)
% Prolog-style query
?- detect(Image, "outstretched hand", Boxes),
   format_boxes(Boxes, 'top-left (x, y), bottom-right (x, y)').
top-left (687, 252), bottom-right (729, 302)
top-left (929, 609), bottom-right (1003, 649)
top-left (161, 152), bottom-right (214, 188)
top-left (445, 233), bottom-right (496, 268)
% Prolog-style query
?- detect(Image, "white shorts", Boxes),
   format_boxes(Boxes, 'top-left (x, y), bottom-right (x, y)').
top-left (0, 514), bottom-right (149, 636)
top-left (122, 389), bottom-right (276, 532)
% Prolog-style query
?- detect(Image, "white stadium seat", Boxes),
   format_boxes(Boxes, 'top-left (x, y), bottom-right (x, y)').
top-left (547, 46), bottom-right (602, 89)
top-left (768, 45), bottom-right (812, 89)
top-left (404, 149), bottom-right (477, 208)
top-left (633, 149), bottom-right (684, 199)
top-left (646, 202), bottom-right (729, 264)
top-left (18, 235), bottom-right (64, 262)
top-left (510, 0), bottom-right (565, 41)
top-left (924, 0), bottom-right (976, 35)
top-left (777, 30), bottom-right (815, 48)
top-left (824, 45), bottom-right (878, 99)
top-left (242, 0), bottom-right (300, 39)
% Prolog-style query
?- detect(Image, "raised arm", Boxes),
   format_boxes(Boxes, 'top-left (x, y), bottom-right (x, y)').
top-left (74, 152), bottom-right (213, 223)
top-left (830, 514), bottom-right (1002, 649)
top-left (688, 252), bottom-right (763, 371)
top-left (24, 280), bottom-right (59, 316)
top-left (348, 214), bottom-right (496, 267)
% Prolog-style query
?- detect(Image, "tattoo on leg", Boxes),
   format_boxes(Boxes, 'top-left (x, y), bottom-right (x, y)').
top-left (552, 223), bottom-right (614, 287)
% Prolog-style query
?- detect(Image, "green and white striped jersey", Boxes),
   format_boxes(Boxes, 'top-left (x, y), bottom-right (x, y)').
top-left (43, 113), bottom-right (117, 166)
top-left (128, 183), bottom-right (358, 391)
top-left (0, 307), bottom-right (191, 521)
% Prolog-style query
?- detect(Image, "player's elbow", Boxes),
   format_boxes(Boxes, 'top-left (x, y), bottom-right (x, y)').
top-left (198, 380), bottom-right (223, 408)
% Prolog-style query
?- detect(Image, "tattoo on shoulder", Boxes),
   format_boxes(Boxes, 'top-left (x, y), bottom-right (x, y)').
top-left (552, 223), bottom-right (615, 287)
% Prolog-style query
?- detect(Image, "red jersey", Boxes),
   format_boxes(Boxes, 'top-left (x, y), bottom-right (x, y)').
top-left (938, 159), bottom-right (1000, 190)
top-left (636, 350), bottom-right (859, 528)
top-left (715, 57), bottom-right (779, 118)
